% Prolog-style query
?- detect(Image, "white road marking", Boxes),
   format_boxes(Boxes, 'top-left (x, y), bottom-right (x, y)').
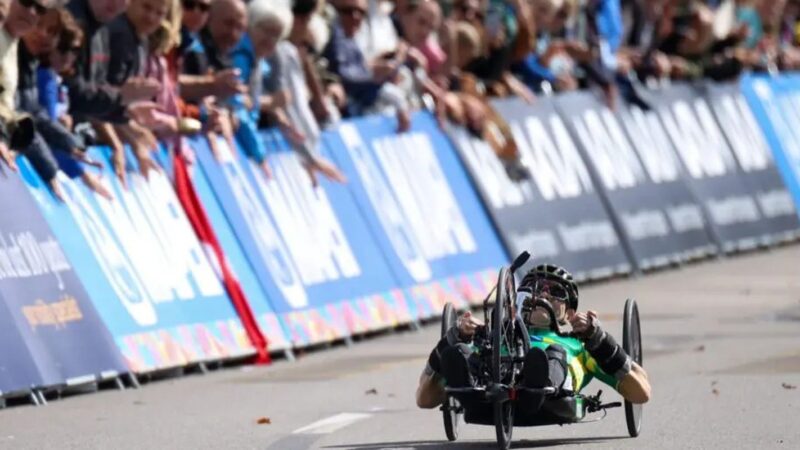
top-left (292, 413), bottom-right (372, 435)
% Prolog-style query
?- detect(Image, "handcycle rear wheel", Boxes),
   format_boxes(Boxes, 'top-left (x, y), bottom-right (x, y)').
top-left (441, 302), bottom-right (461, 441)
top-left (623, 298), bottom-right (643, 437)
top-left (492, 268), bottom-right (515, 450)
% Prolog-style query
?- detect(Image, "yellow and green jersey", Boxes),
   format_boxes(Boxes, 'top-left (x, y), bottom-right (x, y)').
top-left (527, 327), bottom-right (618, 392)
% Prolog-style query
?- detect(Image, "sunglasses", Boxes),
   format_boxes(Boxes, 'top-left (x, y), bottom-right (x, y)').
top-left (19, 0), bottom-right (47, 16)
top-left (533, 280), bottom-right (569, 302)
top-left (182, 0), bottom-right (211, 13)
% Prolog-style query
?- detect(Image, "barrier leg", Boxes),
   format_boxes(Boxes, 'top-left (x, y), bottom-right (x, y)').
top-left (28, 391), bottom-right (40, 406)
top-left (197, 362), bottom-right (209, 375)
top-left (128, 373), bottom-right (141, 389)
top-left (283, 349), bottom-right (296, 362)
top-left (35, 390), bottom-right (47, 406)
top-left (114, 376), bottom-right (125, 391)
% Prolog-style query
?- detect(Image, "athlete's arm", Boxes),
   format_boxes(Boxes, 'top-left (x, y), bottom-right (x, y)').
top-left (571, 310), bottom-right (651, 404)
top-left (416, 369), bottom-right (446, 409)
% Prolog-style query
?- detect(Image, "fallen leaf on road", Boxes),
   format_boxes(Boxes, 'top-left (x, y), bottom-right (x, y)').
top-left (256, 417), bottom-right (272, 425)
top-left (712, 388), bottom-right (720, 396)
top-left (781, 383), bottom-right (797, 390)
top-left (694, 345), bottom-right (706, 352)
top-left (365, 388), bottom-right (378, 395)
top-left (388, 393), bottom-right (396, 398)
top-left (711, 380), bottom-right (718, 386)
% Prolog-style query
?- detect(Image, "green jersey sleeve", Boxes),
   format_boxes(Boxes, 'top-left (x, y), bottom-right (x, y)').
top-left (579, 348), bottom-right (619, 390)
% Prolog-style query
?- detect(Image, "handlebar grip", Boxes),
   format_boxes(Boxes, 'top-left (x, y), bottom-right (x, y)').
top-left (509, 251), bottom-right (531, 273)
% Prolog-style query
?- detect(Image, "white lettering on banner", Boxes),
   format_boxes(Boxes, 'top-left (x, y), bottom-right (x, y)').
top-left (453, 129), bottom-right (531, 209)
top-left (0, 233), bottom-right (71, 288)
top-left (752, 82), bottom-right (800, 182)
top-left (95, 179), bottom-right (180, 303)
top-left (571, 109), bottom-right (645, 190)
top-left (511, 116), bottom-right (593, 200)
top-left (666, 204), bottom-right (706, 233)
top-left (58, 174), bottom-right (157, 326)
top-left (660, 100), bottom-right (736, 179)
top-left (620, 210), bottom-right (670, 240)
top-left (250, 153), bottom-right (360, 285)
top-left (338, 123), bottom-right (432, 282)
top-left (373, 132), bottom-right (478, 260)
top-left (757, 190), bottom-right (796, 218)
top-left (508, 230), bottom-right (560, 258)
top-left (707, 196), bottom-right (760, 225)
top-left (214, 138), bottom-right (309, 308)
top-left (779, 94), bottom-right (800, 164)
top-left (711, 94), bottom-right (771, 172)
top-left (623, 108), bottom-right (680, 183)
top-left (557, 221), bottom-right (619, 252)
top-left (128, 171), bottom-right (224, 298)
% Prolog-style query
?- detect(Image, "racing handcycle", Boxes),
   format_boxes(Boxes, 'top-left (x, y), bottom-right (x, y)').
top-left (439, 252), bottom-right (643, 449)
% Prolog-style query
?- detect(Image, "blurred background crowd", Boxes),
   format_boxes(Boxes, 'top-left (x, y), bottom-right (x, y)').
top-left (1, 0), bottom-right (799, 197)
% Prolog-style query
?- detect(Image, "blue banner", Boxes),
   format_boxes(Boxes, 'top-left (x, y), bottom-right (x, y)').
top-left (167, 140), bottom-right (291, 350)
top-left (740, 74), bottom-right (800, 219)
top-left (20, 148), bottom-right (253, 373)
top-left (1, 164), bottom-right (126, 391)
top-left (324, 112), bottom-right (506, 317)
top-left (192, 134), bottom-right (410, 346)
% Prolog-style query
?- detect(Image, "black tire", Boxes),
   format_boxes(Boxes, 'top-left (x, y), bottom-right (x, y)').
top-left (493, 269), bottom-right (514, 449)
top-left (441, 303), bottom-right (460, 441)
top-left (623, 299), bottom-right (643, 438)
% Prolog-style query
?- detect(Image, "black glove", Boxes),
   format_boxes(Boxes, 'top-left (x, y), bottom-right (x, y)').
top-left (581, 319), bottom-right (632, 381)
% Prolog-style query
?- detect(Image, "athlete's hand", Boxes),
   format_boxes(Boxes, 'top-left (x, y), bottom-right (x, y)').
top-left (457, 311), bottom-right (483, 339)
top-left (568, 310), bottom-right (599, 339)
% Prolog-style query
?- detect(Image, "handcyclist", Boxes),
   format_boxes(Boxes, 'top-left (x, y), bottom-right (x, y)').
top-left (416, 263), bottom-right (651, 417)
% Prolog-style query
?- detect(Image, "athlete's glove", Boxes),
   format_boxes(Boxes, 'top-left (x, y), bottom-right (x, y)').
top-left (580, 317), bottom-right (632, 381)
top-left (425, 326), bottom-right (467, 377)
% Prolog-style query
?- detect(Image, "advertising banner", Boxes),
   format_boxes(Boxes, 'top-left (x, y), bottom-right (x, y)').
top-left (324, 112), bottom-right (508, 316)
top-left (21, 148), bottom-right (254, 373)
top-left (555, 91), bottom-right (716, 270)
top-left (653, 84), bottom-right (771, 252)
top-left (452, 97), bottom-right (631, 280)
top-left (703, 83), bottom-right (800, 241)
top-left (193, 134), bottom-right (410, 346)
top-left (740, 74), bottom-right (800, 218)
top-left (170, 141), bottom-right (291, 353)
top-left (1, 164), bottom-right (126, 388)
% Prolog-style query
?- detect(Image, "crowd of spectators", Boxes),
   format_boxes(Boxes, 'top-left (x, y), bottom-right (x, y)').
top-left (1, 0), bottom-right (799, 196)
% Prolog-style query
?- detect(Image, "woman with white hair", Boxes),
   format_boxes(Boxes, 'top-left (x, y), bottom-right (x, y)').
top-left (250, 0), bottom-right (346, 186)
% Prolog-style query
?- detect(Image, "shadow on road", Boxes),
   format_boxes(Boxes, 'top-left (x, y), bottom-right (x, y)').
top-left (323, 435), bottom-right (627, 449)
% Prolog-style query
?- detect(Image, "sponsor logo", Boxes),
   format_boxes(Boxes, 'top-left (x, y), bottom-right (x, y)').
top-left (622, 107), bottom-right (681, 184)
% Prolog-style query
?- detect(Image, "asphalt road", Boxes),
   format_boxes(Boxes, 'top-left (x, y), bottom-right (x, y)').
top-left (1, 246), bottom-right (799, 450)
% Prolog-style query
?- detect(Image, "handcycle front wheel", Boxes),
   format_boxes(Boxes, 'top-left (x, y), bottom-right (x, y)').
top-left (492, 268), bottom-right (515, 450)
top-left (441, 302), bottom-right (461, 441)
top-left (623, 298), bottom-right (643, 438)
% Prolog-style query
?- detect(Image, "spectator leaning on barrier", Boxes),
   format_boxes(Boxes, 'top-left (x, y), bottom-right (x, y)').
top-left (17, 6), bottom-right (113, 200)
top-left (1, 0), bottom-right (59, 191)
top-left (66, 0), bottom-right (163, 186)
top-left (323, 0), bottom-right (412, 131)
top-left (0, 0), bottom-right (36, 172)
top-left (182, 0), bottom-right (274, 176)
top-left (256, 0), bottom-right (346, 186)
